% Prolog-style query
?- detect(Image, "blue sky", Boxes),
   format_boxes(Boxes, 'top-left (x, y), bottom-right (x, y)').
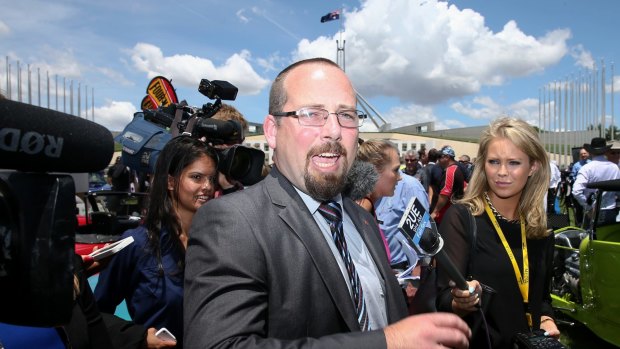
top-left (1, 0), bottom-right (618, 132)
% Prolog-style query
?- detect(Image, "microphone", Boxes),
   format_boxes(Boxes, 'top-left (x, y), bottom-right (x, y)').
top-left (342, 160), bottom-right (378, 201)
top-left (0, 99), bottom-right (114, 173)
top-left (425, 227), bottom-right (470, 291)
top-left (398, 197), bottom-right (470, 291)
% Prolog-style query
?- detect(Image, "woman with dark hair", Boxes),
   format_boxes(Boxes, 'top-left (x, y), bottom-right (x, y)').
top-left (95, 136), bottom-right (219, 348)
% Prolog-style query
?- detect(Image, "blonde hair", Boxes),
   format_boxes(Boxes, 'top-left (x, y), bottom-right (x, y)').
top-left (459, 117), bottom-right (550, 238)
top-left (356, 139), bottom-right (398, 172)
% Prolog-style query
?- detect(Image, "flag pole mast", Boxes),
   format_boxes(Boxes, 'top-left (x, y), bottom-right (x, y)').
top-left (336, 7), bottom-right (345, 71)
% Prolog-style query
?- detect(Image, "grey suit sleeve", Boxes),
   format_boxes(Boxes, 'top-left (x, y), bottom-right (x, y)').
top-left (183, 197), bottom-right (388, 349)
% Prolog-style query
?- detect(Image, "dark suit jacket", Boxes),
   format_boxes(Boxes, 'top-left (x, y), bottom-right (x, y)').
top-left (184, 167), bottom-right (408, 349)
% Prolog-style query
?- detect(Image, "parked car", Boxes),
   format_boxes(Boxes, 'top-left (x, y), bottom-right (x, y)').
top-left (551, 179), bottom-right (620, 347)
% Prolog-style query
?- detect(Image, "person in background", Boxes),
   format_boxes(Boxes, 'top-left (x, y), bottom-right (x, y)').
top-left (547, 160), bottom-right (561, 214)
top-left (403, 149), bottom-right (422, 178)
top-left (607, 141), bottom-right (620, 167)
top-left (416, 148), bottom-right (430, 192)
top-left (437, 117), bottom-right (560, 349)
top-left (370, 144), bottom-right (434, 314)
top-left (570, 148), bottom-right (590, 181)
top-left (354, 139), bottom-right (402, 261)
top-left (431, 145), bottom-right (467, 225)
top-left (426, 148), bottom-right (442, 211)
top-left (569, 147), bottom-right (590, 226)
top-left (108, 156), bottom-right (131, 192)
top-left (210, 103), bottom-right (250, 195)
top-left (458, 154), bottom-right (473, 183)
top-left (572, 137), bottom-right (620, 227)
top-left (418, 148), bottom-right (428, 169)
top-left (355, 140), bottom-right (402, 216)
top-left (183, 57), bottom-right (470, 349)
top-left (96, 136), bottom-right (219, 348)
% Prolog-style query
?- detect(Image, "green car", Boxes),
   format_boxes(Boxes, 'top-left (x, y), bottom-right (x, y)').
top-left (552, 179), bottom-right (620, 347)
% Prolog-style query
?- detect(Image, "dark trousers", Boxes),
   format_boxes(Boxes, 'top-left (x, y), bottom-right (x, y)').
top-left (547, 188), bottom-right (557, 214)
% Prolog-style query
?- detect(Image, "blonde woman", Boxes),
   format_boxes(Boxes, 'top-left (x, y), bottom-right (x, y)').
top-left (436, 117), bottom-right (560, 348)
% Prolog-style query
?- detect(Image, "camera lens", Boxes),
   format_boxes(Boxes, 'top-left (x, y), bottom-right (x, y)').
top-left (228, 148), bottom-right (251, 179)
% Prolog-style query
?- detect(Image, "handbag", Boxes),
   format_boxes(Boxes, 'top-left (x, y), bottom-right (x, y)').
top-left (511, 330), bottom-right (567, 349)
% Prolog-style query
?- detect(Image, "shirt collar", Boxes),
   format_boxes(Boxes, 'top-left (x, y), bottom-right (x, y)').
top-left (294, 186), bottom-right (343, 214)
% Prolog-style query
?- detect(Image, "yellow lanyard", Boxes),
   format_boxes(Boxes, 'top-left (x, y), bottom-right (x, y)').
top-left (484, 202), bottom-right (531, 327)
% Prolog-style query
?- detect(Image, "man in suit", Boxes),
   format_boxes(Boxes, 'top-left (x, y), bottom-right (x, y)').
top-left (184, 58), bottom-right (470, 349)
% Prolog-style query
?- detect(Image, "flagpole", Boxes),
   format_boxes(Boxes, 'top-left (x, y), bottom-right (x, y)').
top-left (612, 62), bottom-right (615, 140)
top-left (602, 59), bottom-right (606, 139)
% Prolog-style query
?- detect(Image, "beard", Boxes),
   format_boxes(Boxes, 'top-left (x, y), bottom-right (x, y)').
top-left (304, 141), bottom-right (350, 202)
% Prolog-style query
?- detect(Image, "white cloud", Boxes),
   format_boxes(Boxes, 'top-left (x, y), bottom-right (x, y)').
top-left (570, 44), bottom-right (595, 69)
top-left (383, 104), bottom-right (438, 128)
top-left (256, 52), bottom-right (286, 73)
top-left (604, 74), bottom-right (620, 94)
top-left (236, 8), bottom-right (250, 23)
top-left (0, 20), bottom-right (10, 37)
top-left (129, 43), bottom-right (270, 96)
top-left (93, 100), bottom-right (138, 132)
top-left (96, 66), bottom-right (135, 87)
top-left (12, 46), bottom-right (83, 79)
top-left (293, 0), bottom-right (570, 105)
top-left (451, 96), bottom-right (539, 123)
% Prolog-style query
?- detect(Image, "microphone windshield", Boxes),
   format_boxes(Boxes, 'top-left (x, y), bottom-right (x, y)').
top-left (417, 227), bottom-right (442, 255)
top-left (0, 99), bottom-right (114, 173)
top-left (342, 160), bottom-right (378, 201)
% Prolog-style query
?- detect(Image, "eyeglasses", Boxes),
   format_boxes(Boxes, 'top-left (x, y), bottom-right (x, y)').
top-left (272, 107), bottom-right (367, 128)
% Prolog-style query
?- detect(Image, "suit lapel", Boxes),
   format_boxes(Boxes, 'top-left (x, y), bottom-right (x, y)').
top-left (265, 168), bottom-right (360, 331)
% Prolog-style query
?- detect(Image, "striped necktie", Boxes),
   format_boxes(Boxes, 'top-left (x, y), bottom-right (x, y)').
top-left (318, 200), bottom-right (370, 331)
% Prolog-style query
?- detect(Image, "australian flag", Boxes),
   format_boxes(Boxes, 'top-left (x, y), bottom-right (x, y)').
top-left (320, 10), bottom-right (340, 23)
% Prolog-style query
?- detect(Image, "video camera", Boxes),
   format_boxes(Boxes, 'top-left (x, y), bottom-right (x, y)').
top-left (116, 79), bottom-right (265, 186)
top-left (0, 99), bottom-right (115, 326)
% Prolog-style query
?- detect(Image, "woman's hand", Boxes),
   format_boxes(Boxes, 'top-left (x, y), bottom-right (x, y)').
top-left (540, 317), bottom-right (561, 339)
top-left (450, 279), bottom-right (481, 316)
top-left (144, 328), bottom-right (177, 348)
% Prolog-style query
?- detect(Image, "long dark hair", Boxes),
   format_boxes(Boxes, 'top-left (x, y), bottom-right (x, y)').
top-left (145, 136), bottom-right (218, 273)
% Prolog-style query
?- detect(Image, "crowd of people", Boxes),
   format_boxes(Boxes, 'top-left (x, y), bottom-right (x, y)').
top-left (4, 57), bottom-right (620, 349)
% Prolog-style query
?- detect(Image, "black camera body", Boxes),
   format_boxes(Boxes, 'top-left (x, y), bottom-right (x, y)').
top-left (115, 78), bottom-right (265, 186)
top-left (0, 172), bottom-right (76, 326)
top-left (0, 99), bottom-right (115, 327)
top-left (199, 79), bottom-right (238, 101)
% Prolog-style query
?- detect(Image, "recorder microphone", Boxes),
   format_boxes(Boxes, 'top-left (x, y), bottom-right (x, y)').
top-left (0, 99), bottom-right (114, 172)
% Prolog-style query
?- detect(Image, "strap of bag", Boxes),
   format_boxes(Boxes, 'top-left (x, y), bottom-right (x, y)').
top-left (466, 206), bottom-right (477, 280)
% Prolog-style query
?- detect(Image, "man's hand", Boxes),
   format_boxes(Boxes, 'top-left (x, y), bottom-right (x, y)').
top-left (384, 312), bottom-right (470, 349)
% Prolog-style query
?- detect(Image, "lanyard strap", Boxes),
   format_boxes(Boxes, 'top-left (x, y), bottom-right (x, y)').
top-left (484, 202), bottom-right (529, 304)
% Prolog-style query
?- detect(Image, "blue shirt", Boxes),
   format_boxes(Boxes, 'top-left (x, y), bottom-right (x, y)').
top-left (571, 159), bottom-right (590, 180)
top-left (375, 173), bottom-right (430, 265)
top-left (94, 225), bottom-right (184, 341)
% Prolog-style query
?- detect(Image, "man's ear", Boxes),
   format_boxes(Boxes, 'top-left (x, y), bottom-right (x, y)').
top-left (264, 114), bottom-right (278, 150)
